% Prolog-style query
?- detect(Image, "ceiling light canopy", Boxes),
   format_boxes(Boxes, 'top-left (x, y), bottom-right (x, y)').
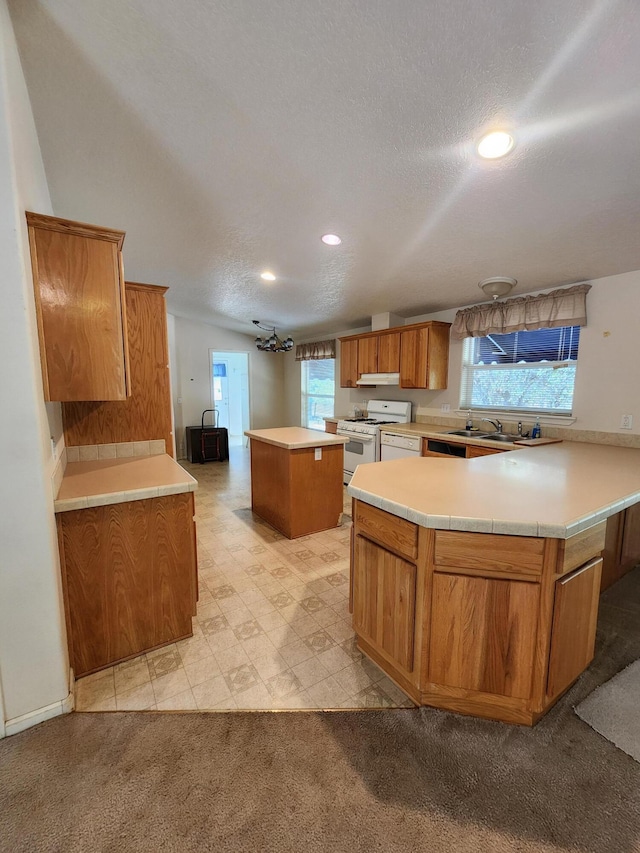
top-left (252, 320), bottom-right (294, 352)
top-left (321, 234), bottom-right (342, 246)
top-left (260, 271), bottom-right (276, 281)
top-left (478, 277), bottom-right (517, 300)
top-left (477, 131), bottom-right (515, 159)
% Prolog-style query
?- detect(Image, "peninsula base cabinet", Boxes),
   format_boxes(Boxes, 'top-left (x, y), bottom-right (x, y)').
top-left (57, 492), bottom-right (198, 677)
top-left (351, 500), bottom-right (605, 725)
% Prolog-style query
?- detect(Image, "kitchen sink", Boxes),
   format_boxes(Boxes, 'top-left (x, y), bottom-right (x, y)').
top-left (446, 429), bottom-right (522, 443)
top-left (480, 433), bottom-right (521, 442)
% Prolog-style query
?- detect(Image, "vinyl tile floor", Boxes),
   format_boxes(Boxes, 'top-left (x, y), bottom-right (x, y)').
top-left (75, 445), bottom-right (414, 713)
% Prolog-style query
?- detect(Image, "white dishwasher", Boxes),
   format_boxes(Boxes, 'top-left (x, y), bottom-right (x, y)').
top-left (380, 431), bottom-right (421, 460)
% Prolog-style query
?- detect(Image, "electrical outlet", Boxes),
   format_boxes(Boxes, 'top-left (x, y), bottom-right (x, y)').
top-left (314, 447), bottom-right (322, 461)
top-left (441, 403), bottom-right (451, 413)
top-left (621, 414), bottom-right (633, 430)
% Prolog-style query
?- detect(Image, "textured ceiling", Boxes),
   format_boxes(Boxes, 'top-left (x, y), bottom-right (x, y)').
top-left (9, 0), bottom-right (640, 337)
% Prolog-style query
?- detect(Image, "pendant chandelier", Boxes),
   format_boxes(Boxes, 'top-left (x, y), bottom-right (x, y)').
top-left (252, 320), bottom-right (294, 352)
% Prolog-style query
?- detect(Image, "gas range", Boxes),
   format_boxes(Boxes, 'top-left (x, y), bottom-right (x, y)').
top-left (337, 400), bottom-right (412, 483)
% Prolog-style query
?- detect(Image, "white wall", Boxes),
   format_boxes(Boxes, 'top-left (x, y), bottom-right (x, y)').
top-left (285, 272), bottom-right (640, 436)
top-left (0, 0), bottom-right (69, 730)
top-left (170, 315), bottom-right (287, 457)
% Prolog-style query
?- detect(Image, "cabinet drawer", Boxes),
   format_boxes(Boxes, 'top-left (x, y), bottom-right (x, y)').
top-left (434, 530), bottom-right (544, 578)
top-left (354, 501), bottom-right (418, 561)
top-left (558, 521), bottom-right (606, 576)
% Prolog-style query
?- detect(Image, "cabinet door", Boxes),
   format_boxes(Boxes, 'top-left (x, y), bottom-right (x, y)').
top-left (62, 283), bottom-right (174, 454)
top-left (357, 337), bottom-right (378, 374)
top-left (429, 572), bottom-right (539, 699)
top-left (466, 445), bottom-right (505, 458)
top-left (340, 339), bottom-right (359, 387)
top-left (28, 215), bottom-right (129, 402)
top-left (400, 324), bottom-right (450, 390)
top-left (353, 535), bottom-right (416, 673)
top-left (400, 327), bottom-right (428, 388)
top-left (377, 333), bottom-right (401, 373)
top-left (546, 558), bottom-right (602, 699)
top-left (620, 503), bottom-right (640, 570)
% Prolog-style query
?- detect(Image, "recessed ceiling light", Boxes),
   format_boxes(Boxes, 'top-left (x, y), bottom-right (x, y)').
top-left (477, 131), bottom-right (515, 159)
top-left (260, 271), bottom-right (276, 281)
top-left (321, 234), bottom-right (342, 246)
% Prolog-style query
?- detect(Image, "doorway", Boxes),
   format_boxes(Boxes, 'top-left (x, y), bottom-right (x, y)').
top-left (210, 351), bottom-right (250, 446)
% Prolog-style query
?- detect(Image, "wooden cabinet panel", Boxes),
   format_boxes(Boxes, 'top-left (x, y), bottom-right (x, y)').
top-left (466, 445), bottom-right (505, 457)
top-left (58, 493), bottom-right (196, 676)
top-left (399, 327), bottom-right (428, 388)
top-left (429, 573), bottom-right (539, 699)
top-left (377, 333), bottom-right (401, 373)
top-left (558, 522), bottom-right (606, 576)
top-left (601, 511), bottom-right (625, 591)
top-left (358, 337), bottom-right (378, 374)
top-left (434, 530), bottom-right (544, 578)
top-left (340, 339), bottom-right (359, 388)
top-left (400, 323), bottom-right (450, 389)
top-left (355, 500), bottom-right (418, 560)
top-left (547, 558), bottom-right (602, 699)
top-left (620, 503), bottom-right (640, 569)
top-left (62, 283), bottom-right (174, 454)
top-left (353, 535), bottom-right (416, 672)
top-left (324, 421), bottom-right (338, 434)
top-left (27, 212), bottom-right (129, 402)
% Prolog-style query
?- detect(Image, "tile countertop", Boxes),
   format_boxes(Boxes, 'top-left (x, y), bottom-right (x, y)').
top-left (348, 442), bottom-right (640, 539)
top-left (244, 427), bottom-right (348, 449)
top-left (55, 454), bottom-right (198, 513)
top-left (378, 422), bottom-right (533, 449)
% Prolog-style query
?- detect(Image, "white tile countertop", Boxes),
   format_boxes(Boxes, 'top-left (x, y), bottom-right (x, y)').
top-left (244, 427), bottom-right (348, 449)
top-left (348, 441), bottom-right (640, 538)
top-left (54, 454), bottom-right (198, 513)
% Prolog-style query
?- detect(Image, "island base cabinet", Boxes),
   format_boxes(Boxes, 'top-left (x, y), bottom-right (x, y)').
top-left (352, 536), bottom-right (416, 676)
top-left (57, 492), bottom-right (197, 677)
top-left (546, 558), bottom-right (602, 700)
top-left (428, 573), bottom-right (539, 700)
top-left (350, 499), bottom-right (607, 725)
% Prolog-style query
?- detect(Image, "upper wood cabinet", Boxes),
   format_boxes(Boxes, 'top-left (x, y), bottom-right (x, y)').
top-left (26, 212), bottom-right (130, 402)
top-left (339, 321), bottom-right (450, 389)
top-left (357, 336), bottom-right (378, 375)
top-left (62, 283), bottom-right (174, 455)
top-left (378, 332), bottom-right (401, 373)
top-left (399, 323), bottom-right (450, 389)
top-left (339, 338), bottom-right (359, 388)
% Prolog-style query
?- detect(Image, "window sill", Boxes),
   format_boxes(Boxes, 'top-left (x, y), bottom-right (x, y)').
top-left (456, 409), bottom-right (577, 426)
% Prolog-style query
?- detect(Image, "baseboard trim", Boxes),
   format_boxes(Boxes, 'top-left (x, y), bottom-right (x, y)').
top-left (3, 669), bottom-right (74, 738)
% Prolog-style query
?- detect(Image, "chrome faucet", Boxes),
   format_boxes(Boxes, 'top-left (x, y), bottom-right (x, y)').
top-left (481, 418), bottom-right (503, 433)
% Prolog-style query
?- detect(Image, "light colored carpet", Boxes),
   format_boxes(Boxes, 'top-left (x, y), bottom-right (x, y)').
top-left (576, 658), bottom-right (640, 762)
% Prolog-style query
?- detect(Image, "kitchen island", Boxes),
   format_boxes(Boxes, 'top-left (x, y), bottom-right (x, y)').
top-left (347, 442), bottom-right (640, 725)
top-left (245, 427), bottom-right (348, 539)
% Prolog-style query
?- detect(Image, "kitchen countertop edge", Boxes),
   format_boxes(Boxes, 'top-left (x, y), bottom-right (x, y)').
top-left (244, 427), bottom-right (348, 450)
top-left (54, 454), bottom-right (198, 514)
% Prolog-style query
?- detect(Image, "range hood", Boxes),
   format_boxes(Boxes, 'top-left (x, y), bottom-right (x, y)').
top-left (356, 372), bottom-right (400, 386)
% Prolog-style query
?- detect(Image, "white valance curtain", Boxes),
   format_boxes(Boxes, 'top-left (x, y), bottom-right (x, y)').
top-left (295, 339), bottom-right (336, 361)
top-left (452, 283), bottom-right (592, 340)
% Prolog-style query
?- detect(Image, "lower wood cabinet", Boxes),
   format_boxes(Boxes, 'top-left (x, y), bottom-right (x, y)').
top-left (429, 573), bottom-right (539, 699)
top-left (57, 492), bottom-right (197, 677)
top-left (351, 499), bottom-right (606, 725)
top-left (601, 504), bottom-right (640, 591)
top-left (353, 535), bottom-right (416, 675)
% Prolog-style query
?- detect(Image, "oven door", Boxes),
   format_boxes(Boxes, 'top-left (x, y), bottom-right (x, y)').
top-left (337, 430), bottom-right (378, 483)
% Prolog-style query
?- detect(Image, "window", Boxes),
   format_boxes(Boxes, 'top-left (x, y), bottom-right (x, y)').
top-left (460, 325), bottom-right (581, 415)
top-left (301, 358), bottom-right (335, 429)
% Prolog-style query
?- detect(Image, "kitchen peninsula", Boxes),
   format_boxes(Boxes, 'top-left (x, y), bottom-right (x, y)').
top-left (348, 442), bottom-right (640, 725)
top-left (245, 427), bottom-right (348, 539)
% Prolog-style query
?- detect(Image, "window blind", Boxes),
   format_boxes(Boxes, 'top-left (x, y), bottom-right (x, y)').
top-left (460, 326), bottom-right (581, 415)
